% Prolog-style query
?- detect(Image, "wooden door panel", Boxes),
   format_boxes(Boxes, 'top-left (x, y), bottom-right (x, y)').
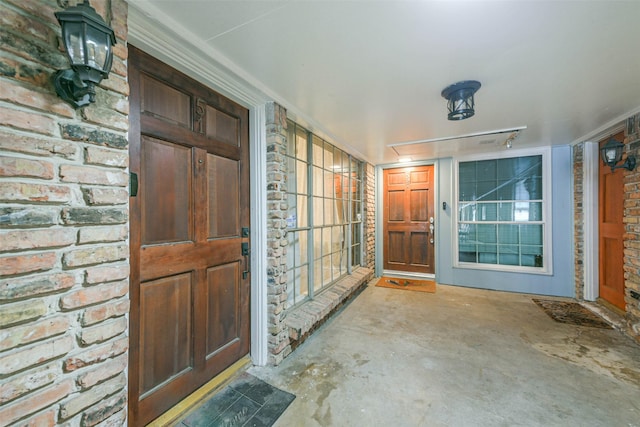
top-left (141, 136), bottom-right (191, 245)
top-left (388, 171), bottom-right (406, 185)
top-left (388, 191), bottom-right (405, 221)
top-left (206, 262), bottom-right (241, 356)
top-left (129, 46), bottom-right (250, 426)
top-left (388, 232), bottom-right (405, 264)
top-left (140, 74), bottom-right (191, 127)
top-left (410, 189), bottom-right (428, 221)
top-left (383, 165), bottom-right (435, 273)
top-left (410, 232), bottom-right (429, 266)
top-left (204, 104), bottom-right (239, 146)
top-left (139, 273), bottom-right (192, 395)
top-left (208, 154), bottom-right (239, 238)
top-left (602, 173), bottom-right (623, 222)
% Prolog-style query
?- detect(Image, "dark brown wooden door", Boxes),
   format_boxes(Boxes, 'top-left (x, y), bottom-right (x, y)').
top-left (383, 165), bottom-right (435, 273)
top-left (128, 46), bottom-right (251, 426)
top-left (599, 132), bottom-right (625, 310)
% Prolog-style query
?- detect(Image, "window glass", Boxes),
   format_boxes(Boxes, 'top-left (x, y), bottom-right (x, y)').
top-left (285, 121), bottom-right (364, 306)
top-left (457, 154), bottom-right (546, 271)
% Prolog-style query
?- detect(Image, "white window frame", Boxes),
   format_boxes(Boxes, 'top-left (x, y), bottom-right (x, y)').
top-left (453, 147), bottom-right (553, 275)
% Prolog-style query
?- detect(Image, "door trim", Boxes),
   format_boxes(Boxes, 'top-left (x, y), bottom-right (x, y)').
top-left (582, 124), bottom-right (625, 302)
top-left (375, 161), bottom-right (439, 279)
top-left (575, 118), bottom-right (632, 301)
top-left (583, 141), bottom-right (599, 301)
top-left (249, 105), bottom-right (268, 366)
top-left (128, 12), bottom-right (269, 367)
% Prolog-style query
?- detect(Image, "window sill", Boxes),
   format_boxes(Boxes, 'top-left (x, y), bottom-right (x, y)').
top-left (285, 267), bottom-right (373, 345)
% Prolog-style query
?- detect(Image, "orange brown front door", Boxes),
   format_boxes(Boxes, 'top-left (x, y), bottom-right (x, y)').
top-left (383, 165), bottom-right (435, 274)
top-left (128, 47), bottom-right (251, 425)
top-left (598, 131), bottom-right (625, 310)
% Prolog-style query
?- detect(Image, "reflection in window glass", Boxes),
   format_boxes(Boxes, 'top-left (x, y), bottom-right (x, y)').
top-left (458, 154), bottom-right (545, 269)
top-left (285, 121), bottom-right (364, 307)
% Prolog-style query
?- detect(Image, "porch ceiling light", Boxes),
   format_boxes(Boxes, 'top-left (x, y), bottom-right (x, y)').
top-left (441, 80), bottom-right (481, 121)
top-left (600, 138), bottom-right (636, 172)
top-left (53, 0), bottom-right (116, 108)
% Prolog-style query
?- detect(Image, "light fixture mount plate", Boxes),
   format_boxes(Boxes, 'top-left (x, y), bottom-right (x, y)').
top-left (441, 80), bottom-right (481, 100)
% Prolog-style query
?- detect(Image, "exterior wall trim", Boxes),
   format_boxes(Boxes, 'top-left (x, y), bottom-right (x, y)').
top-left (583, 141), bottom-right (599, 301)
top-left (250, 105), bottom-right (269, 366)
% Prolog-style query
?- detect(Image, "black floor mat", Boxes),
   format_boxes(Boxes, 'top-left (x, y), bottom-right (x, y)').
top-left (533, 299), bottom-right (612, 329)
top-left (179, 373), bottom-right (295, 427)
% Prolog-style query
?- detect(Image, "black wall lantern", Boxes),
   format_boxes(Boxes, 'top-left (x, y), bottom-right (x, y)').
top-left (441, 80), bottom-right (481, 121)
top-left (53, 0), bottom-right (116, 108)
top-left (600, 138), bottom-right (636, 172)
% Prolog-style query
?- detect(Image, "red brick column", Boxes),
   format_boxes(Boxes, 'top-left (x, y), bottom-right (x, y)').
top-left (623, 114), bottom-right (640, 342)
top-left (0, 0), bottom-right (130, 425)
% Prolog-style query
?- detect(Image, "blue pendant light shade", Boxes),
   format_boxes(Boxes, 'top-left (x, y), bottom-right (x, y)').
top-left (441, 80), bottom-right (481, 121)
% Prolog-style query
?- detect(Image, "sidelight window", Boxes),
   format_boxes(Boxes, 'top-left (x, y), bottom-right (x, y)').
top-left (455, 150), bottom-right (551, 273)
top-left (285, 121), bottom-right (364, 306)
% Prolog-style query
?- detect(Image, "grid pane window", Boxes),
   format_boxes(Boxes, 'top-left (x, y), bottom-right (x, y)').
top-left (285, 121), bottom-right (364, 307)
top-left (457, 154), bottom-right (545, 269)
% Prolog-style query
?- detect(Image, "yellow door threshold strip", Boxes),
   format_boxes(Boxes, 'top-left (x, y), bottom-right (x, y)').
top-left (147, 356), bottom-right (252, 426)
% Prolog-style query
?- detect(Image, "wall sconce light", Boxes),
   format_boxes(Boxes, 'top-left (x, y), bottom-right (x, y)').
top-left (441, 80), bottom-right (481, 121)
top-left (600, 138), bottom-right (636, 172)
top-left (53, 0), bottom-right (116, 108)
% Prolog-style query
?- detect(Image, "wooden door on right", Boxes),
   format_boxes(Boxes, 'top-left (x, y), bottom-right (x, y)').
top-left (598, 131), bottom-right (626, 310)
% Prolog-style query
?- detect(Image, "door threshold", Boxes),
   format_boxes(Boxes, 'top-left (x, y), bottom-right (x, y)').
top-left (383, 269), bottom-right (435, 281)
top-left (148, 356), bottom-right (252, 427)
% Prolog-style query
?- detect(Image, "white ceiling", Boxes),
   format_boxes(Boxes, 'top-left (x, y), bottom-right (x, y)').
top-left (128, 0), bottom-right (640, 165)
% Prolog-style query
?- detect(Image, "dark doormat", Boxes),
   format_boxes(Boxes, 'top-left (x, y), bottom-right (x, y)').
top-left (533, 299), bottom-right (613, 329)
top-left (179, 373), bottom-right (295, 427)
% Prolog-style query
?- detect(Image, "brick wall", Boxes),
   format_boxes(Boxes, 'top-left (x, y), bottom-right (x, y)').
top-left (363, 162), bottom-right (375, 270)
top-left (0, 0), bottom-right (130, 425)
top-left (264, 102), bottom-right (291, 365)
top-left (573, 143), bottom-right (584, 299)
top-left (264, 103), bottom-right (376, 365)
top-left (623, 113), bottom-right (640, 341)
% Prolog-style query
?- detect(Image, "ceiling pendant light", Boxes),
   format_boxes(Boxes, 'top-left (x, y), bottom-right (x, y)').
top-left (441, 80), bottom-right (481, 121)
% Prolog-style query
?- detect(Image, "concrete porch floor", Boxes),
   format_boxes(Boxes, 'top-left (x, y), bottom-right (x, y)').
top-left (249, 279), bottom-right (640, 427)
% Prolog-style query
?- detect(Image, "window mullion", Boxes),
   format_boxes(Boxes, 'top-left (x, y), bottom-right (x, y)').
top-left (306, 130), bottom-right (314, 300)
top-left (346, 155), bottom-right (353, 274)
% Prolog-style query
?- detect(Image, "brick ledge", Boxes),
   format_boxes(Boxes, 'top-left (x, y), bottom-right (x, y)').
top-left (285, 267), bottom-right (373, 345)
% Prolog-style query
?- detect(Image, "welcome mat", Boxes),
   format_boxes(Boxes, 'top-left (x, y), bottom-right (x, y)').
top-left (179, 372), bottom-right (295, 427)
top-left (376, 277), bottom-right (436, 293)
top-left (533, 299), bottom-right (612, 329)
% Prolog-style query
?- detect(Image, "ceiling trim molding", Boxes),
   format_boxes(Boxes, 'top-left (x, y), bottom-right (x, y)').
top-left (572, 105), bottom-right (640, 145)
top-left (127, 4), bottom-right (269, 108)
